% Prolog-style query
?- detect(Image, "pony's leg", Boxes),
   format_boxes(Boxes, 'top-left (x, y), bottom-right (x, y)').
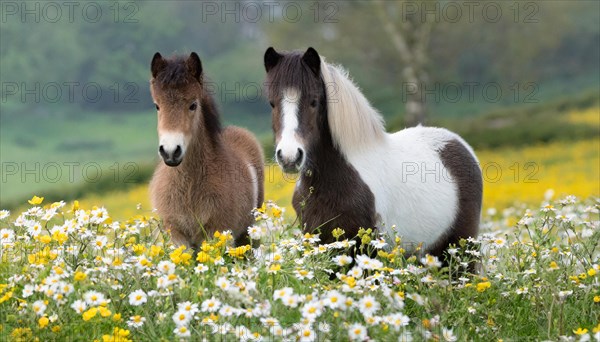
top-left (166, 227), bottom-right (192, 250)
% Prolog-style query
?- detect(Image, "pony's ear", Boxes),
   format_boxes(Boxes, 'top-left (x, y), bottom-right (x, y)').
top-left (151, 52), bottom-right (166, 78)
top-left (302, 47), bottom-right (321, 76)
top-left (264, 47), bottom-right (282, 72)
top-left (186, 52), bottom-right (203, 81)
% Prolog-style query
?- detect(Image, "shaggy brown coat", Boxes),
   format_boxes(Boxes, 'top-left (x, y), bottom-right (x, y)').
top-left (149, 52), bottom-right (264, 249)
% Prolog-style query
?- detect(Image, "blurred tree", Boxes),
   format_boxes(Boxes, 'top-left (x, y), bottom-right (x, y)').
top-left (374, 0), bottom-right (434, 126)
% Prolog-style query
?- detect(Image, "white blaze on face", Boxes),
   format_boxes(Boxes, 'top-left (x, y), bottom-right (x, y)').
top-left (276, 88), bottom-right (304, 166)
top-left (158, 131), bottom-right (187, 157)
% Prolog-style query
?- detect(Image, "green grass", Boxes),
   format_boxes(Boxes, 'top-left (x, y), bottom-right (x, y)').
top-left (0, 110), bottom-right (157, 206)
top-left (0, 197), bottom-right (598, 340)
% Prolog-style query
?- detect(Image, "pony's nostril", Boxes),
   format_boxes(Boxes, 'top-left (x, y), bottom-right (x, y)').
top-left (173, 145), bottom-right (182, 159)
top-left (159, 145), bottom-right (167, 158)
top-left (296, 148), bottom-right (304, 163)
top-left (276, 149), bottom-right (283, 161)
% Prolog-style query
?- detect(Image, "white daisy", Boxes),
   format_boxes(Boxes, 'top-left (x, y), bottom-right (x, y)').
top-left (215, 277), bottom-right (231, 291)
top-left (356, 254), bottom-right (383, 270)
top-left (297, 325), bottom-right (316, 342)
top-left (172, 310), bottom-right (192, 326)
top-left (195, 264), bottom-right (209, 274)
top-left (324, 290), bottom-right (345, 310)
top-left (201, 297), bottom-right (222, 313)
top-left (177, 301), bottom-right (199, 315)
top-left (332, 254), bottom-right (353, 266)
top-left (83, 291), bottom-right (106, 306)
top-left (93, 235), bottom-right (108, 250)
top-left (0, 228), bottom-right (15, 245)
top-left (357, 295), bottom-right (380, 316)
top-left (32, 300), bottom-right (46, 316)
top-left (127, 315), bottom-right (146, 328)
top-left (420, 254), bottom-right (442, 268)
top-left (22, 284), bottom-right (35, 298)
top-left (174, 325), bottom-right (191, 337)
top-left (128, 289), bottom-right (147, 306)
top-left (273, 287), bottom-right (294, 301)
top-left (348, 323), bottom-right (368, 341)
top-left (442, 327), bottom-right (458, 341)
top-left (157, 260), bottom-right (176, 275)
top-left (301, 301), bottom-right (323, 321)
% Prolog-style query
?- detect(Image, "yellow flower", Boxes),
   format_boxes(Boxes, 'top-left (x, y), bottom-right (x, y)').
top-left (113, 313), bottom-right (122, 322)
top-left (344, 276), bottom-right (356, 288)
top-left (38, 316), bottom-right (49, 328)
top-left (82, 307), bottom-right (98, 321)
top-left (549, 261), bottom-right (559, 270)
top-left (102, 327), bottom-right (131, 342)
top-left (593, 323), bottom-right (600, 333)
top-left (132, 244), bottom-right (146, 255)
top-left (74, 272), bottom-right (87, 281)
top-left (476, 281), bottom-right (491, 292)
top-left (361, 235), bottom-right (372, 245)
top-left (196, 251), bottom-right (212, 263)
top-left (0, 291), bottom-right (13, 304)
top-left (268, 264), bottom-right (281, 273)
top-left (332, 227), bottom-right (345, 239)
top-left (573, 327), bottom-right (588, 335)
top-left (11, 328), bottom-right (32, 340)
top-left (588, 268), bottom-right (597, 277)
top-left (227, 245), bottom-right (251, 259)
top-left (28, 196), bottom-right (44, 205)
top-left (98, 306), bottom-right (111, 317)
top-left (271, 207), bottom-right (282, 218)
top-left (39, 235), bottom-right (52, 244)
top-left (257, 203), bottom-right (267, 214)
top-left (52, 231), bottom-right (68, 245)
top-left (51, 326), bottom-right (61, 333)
top-left (149, 245), bottom-right (164, 258)
top-left (72, 200), bottom-right (80, 211)
top-left (593, 295), bottom-right (600, 303)
top-left (170, 246), bottom-right (192, 265)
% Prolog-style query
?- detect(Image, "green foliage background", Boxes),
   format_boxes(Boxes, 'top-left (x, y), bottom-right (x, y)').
top-left (0, 0), bottom-right (598, 207)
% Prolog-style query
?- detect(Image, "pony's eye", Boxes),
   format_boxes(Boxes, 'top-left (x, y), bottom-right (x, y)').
top-left (310, 99), bottom-right (317, 108)
top-left (189, 102), bottom-right (197, 111)
top-left (269, 101), bottom-right (275, 108)
top-left (155, 104), bottom-right (160, 111)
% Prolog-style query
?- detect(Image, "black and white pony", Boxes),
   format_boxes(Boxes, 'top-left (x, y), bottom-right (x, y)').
top-left (264, 47), bottom-right (482, 259)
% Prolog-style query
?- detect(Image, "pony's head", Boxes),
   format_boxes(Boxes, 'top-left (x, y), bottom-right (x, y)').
top-left (150, 52), bottom-right (206, 167)
top-left (264, 47), bottom-right (326, 173)
top-left (265, 47), bottom-right (386, 173)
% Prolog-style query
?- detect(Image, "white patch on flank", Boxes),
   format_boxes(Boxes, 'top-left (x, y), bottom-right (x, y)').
top-left (276, 88), bottom-right (304, 166)
top-left (319, 60), bottom-right (481, 250)
top-left (343, 127), bottom-right (461, 251)
top-left (159, 131), bottom-right (187, 157)
top-left (247, 164), bottom-right (259, 208)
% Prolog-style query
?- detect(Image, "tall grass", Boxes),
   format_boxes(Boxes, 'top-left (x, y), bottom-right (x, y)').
top-left (0, 196), bottom-right (598, 340)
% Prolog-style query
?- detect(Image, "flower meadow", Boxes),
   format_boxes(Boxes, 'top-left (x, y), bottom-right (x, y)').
top-left (0, 196), bottom-right (599, 341)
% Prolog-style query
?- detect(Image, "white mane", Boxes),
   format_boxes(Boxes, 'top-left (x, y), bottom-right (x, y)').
top-left (320, 59), bottom-right (386, 156)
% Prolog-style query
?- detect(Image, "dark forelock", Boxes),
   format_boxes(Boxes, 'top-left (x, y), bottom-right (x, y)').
top-left (155, 56), bottom-right (200, 87)
top-left (266, 51), bottom-right (322, 98)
